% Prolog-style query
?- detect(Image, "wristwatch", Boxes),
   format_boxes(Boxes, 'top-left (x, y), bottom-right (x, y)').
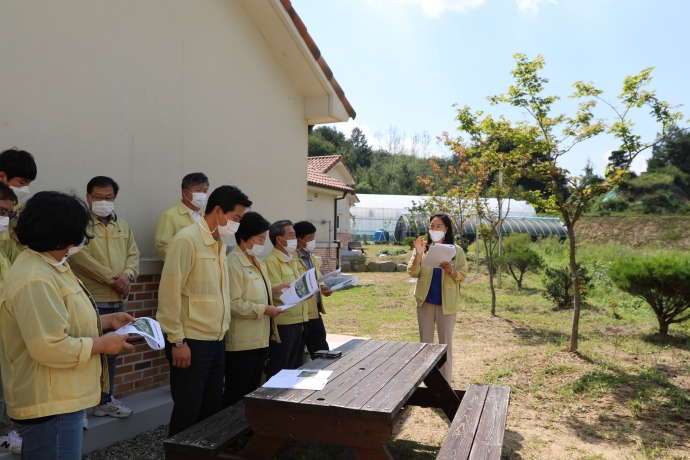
top-left (126, 273), bottom-right (135, 283)
top-left (174, 339), bottom-right (186, 348)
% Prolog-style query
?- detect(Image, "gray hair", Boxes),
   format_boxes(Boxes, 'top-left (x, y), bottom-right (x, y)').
top-left (269, 220), bottom-right (293, 246)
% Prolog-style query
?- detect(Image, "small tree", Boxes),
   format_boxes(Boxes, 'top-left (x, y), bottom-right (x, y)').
top-left (543, 264), bottom-right (593, 308)
top-left (497, 247), bottom-right (544, 290)
top-left (609, 255), bottom-right (690, 337)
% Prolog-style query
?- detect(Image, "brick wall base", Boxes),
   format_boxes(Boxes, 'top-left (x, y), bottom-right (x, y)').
top-left (112, 275), bottom-right (169, 400)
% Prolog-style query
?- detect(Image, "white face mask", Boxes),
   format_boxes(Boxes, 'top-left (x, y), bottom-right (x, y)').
top-left (91, 200), bottom-right (115, 218)
top-left (68, 239), bottom-right (86, 256)
top-left (283, 238), bottom-right (298, 252)
top-left (246, 242), bottom-right (265, 257)
top-left (50, 255), bottom-right (68, 266)
top-left (10, 185), bottom-right (30, 202)
top-left (0, 216), bottom-right (9, 235)
top-left (429, 230), bottom-right (446, 242)
top-left (217, 215), bottom-right (240, 237)
top-left (304, 240), bottom-right (316, 252)
top-left (188, 192), bottom-right (207, 210)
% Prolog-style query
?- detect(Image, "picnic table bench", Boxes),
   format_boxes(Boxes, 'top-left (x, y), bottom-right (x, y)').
top-left (347, 241), bottom-right (367, 254)
top-left (162, 339), bottom-right (510, 460)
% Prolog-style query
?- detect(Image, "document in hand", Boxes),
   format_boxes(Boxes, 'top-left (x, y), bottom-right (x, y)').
top-left (114, 317), bottom-right (165, 350)
top-left (279, 267), bottom-right (320, 310)
top-left (329, 276), bottom-right (359, 291)
top-left (421, 244), bottom-right (456, 268)
top-left (262, 369), bottom-right (333, 390)
top-left (317, 268), bottom-right (341, 283)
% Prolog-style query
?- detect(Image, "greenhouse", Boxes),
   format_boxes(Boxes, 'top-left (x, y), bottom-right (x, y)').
top-left (351, 194), bottom-right (565, 242)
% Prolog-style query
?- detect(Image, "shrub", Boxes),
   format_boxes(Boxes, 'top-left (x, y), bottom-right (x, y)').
top-left (676, 204), bottom-right (690, 216)
top-left (496, 247), bottom-right (544, 289)
top-left (377, 247), bottom-right (407, 256)
top-left (609, 255), bottom-right (690, 337)
top-left (403, 236), bottom-right (416, 249)
top-left (542, 263), bottom-right (593, 308)
top-left (599, 196), bottom-right (629, 212)
top-left (455, 235), bottom-right (471, 253)
top-left (641, 194), bottom-right (676, 214)
top-left (502, 233), bottom-right (532, 253)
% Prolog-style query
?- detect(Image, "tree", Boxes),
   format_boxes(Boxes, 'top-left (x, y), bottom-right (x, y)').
top-left (448, 53), bottom-right (686, 351)
top-left (607, 150), bottom-right (628, 170)
top-left (609, 255), bottom-right (690, 337)
top-left (496, 247), bottom-right (544, 290)
top-left (647, 126), bottom-right (690, 175)
top-left (350, 127), bottom-right (372, 168)
top-left (581, 158), bottom-right (605, 188)
top-left (308, 135), bottom-right (336, 157)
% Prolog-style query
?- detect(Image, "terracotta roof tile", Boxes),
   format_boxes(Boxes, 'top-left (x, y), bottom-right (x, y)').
top-left (307, 156), bottom-right (354, 192)
top-left (280, 0), bottom-right (356, 120)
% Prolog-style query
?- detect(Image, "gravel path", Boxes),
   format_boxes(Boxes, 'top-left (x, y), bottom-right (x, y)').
top-left (82, 425), bottom-right (168, 460)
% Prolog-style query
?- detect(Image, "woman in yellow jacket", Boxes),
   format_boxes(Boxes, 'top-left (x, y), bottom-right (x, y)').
top-left (0, 192), bottom-right (134, 460)
top-left (407, 213), bottom-right (468, 383)
top-left (224, 211), bottom-right (287, 407)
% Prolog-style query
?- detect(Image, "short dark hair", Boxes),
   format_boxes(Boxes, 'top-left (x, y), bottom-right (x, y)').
top-left (426, 212), bottom-right (455, 249)
top-left (293, 221), bottom-right (317, 239)
top-left (181, 173), bottom-right (209, 190)
top-left (0, 182), bottom-right (18, 205)
top-left (0, 148), bottom-right (37, 181)
top-left (15, 191), bottom-right (93, 252)
top-left (205, 185), bottom-right (252, 215)
top-left (235, 211), bottom-right (271, 244)
top-left (87, 176), bottom-right (120, 196)
top-left (269, 220), bottom-right (293, 246)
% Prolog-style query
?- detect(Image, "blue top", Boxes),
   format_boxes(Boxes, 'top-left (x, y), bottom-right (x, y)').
top-left (425, 268), bottom-right (443, 305)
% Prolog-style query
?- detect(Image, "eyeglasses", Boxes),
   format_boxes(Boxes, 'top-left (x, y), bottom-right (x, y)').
top-left (0, 209), bottom-right (17, 218)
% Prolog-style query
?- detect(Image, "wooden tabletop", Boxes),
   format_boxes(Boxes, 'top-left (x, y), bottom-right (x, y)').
top-left (245, 339), bottom-right (446, 421)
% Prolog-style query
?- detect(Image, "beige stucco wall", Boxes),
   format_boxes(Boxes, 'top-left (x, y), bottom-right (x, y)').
top-left (306, 186), bottom-right (339, 242)
top-left (0, 0), bottom-right (308, 267)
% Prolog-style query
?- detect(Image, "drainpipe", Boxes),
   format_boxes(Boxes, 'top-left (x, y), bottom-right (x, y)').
top-left (334, 192), bottom-right (348, 269)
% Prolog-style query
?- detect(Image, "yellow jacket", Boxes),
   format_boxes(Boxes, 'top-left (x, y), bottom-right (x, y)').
top-left (0, 250), bottom-right (106, 420)
top-left (156, 219), bottom-right (230, 343)
top-left (264, 248), bottom-right (309, 326)
top-left (407, 244), bottom-right (469, 315)
top-left (70, 214), bottom-right (140, 303)
top-left (225, 247), bottom-right (280, 351)
top-left (0, 231), bottom-right (25, 281)
top-left (155, 201), bottom-right (201, 261)
top-left (295, 250), bottom-right (326, 319)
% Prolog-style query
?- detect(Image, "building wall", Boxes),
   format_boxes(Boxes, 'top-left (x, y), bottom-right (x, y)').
top-left (0, 0), bottom-right (318, 398)
top-left (306, 185), bottom-right (340, 243)
top-left (0, 0), bottom-right (307, 260)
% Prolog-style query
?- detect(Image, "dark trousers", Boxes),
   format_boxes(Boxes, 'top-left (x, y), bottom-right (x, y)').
top-left (96, 302), bottom-right (126, 404)
top-left (165, 339), bottom-right (225, 437)
top-left (301, 315), bottom-right (329, 360)
top-left (223, 347), bottom-right (269, 408)
top-left (265, 323), bottom-right (303, 379)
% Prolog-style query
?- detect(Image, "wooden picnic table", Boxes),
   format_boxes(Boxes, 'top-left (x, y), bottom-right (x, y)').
top-left (240, 339), bottom-right (462, 460)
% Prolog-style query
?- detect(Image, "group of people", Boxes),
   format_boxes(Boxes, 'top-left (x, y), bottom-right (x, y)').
top-left (0, 155), bottom-right (335, 459)
top-left (0, 146), bottom-right (470, 460)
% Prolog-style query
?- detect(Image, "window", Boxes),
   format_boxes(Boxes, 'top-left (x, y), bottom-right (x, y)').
top-left (336, 214), bottom-right (341, 231)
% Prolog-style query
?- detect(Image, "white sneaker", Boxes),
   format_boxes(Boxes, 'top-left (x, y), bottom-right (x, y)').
top-left (0, 434), bottom-right (10, 452)
top-left (83, 410), bottom-right (89, 430)
top-left (93, 397), bottom-right (133, 418)
top-left (8, 431), bottom-right (21, 454)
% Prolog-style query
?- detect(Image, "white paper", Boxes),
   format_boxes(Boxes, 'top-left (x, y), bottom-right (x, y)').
top-left (279, 267), bottom-right (320, 305)
top-left (421, 244), bottom-right (456, 268)
top-left (114, 317), bottom-right (165, 350)
top-left (317, 268), bottom-right (341, 283)
top-left (262, 369), bottom-right (333, 390)
top-left (329, 276), bottom-right (359, 291)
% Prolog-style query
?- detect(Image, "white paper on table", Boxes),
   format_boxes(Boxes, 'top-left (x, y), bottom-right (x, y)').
top-left (262, 369), bottom-right (334, 390)
top-left (114, 317), bottom-right (164, 350)
top-left (317, 268), bottom-right (341, 283)
top-left (329, 276), bottom-right (359, 291)
top-left (421, 244), bottom-right (456, 268)
top-left (279, 267), bottom-right (320, 305)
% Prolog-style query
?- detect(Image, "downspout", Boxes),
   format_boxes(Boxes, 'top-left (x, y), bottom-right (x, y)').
top-left (334, 191), bottom-right (348, 269)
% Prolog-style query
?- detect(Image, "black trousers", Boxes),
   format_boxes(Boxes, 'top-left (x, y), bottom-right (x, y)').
top-left (165, 339), bottom-right (225, 437)
top-left (301, 315), bottom-right (329, 359)
top-left (223, 347), bottom-right (269, 408)
top-left (265, 323), bottom-right (303, 379)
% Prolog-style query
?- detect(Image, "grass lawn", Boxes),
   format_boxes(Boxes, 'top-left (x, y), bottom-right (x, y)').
top-left (276, 240), bottom-right (690, 459)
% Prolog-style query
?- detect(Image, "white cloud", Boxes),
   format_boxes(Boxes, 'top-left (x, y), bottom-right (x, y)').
top-left (516, 0), bottom-right (556, 14)
top-left (629, 153), bottom-right (648, 175)
top-left (367, 0), bottom-right (487, 17)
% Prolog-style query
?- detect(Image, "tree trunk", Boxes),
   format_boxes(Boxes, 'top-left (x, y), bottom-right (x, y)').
top-left (485, 240), bottom-right (496, 316)
top-left (658, 319), bottom-right (669, 338)
top-left (568, 226), bottom-right (581, 352)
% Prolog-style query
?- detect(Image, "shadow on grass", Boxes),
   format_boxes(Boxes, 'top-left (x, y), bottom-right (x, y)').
top-left (386, 439), bottom-right (440, 460)
top-left (503, 317), bottom-right (576, 347)
top-left (560, 365), bottom-right (690, 452)
top-left (640, 330), bottom-right (690, 351)
top-left (501, 430), bottom-right (525, 460)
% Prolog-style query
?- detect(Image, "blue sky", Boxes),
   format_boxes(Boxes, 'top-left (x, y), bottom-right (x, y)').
top-left (293, 0), bottom-right (689, 177)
